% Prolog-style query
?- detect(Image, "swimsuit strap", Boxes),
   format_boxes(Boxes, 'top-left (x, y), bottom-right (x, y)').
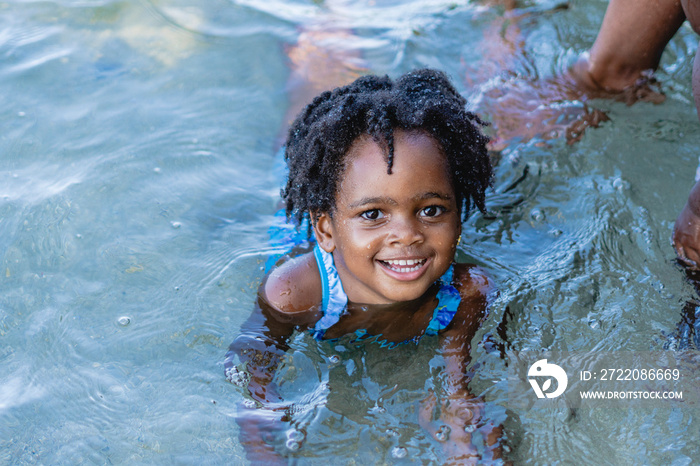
top-left (311, 244), bottom-right (348, 339)
top-left (425, 265), bottom-right (461, 336)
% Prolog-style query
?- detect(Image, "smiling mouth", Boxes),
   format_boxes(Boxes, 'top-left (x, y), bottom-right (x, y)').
top-left (378, 258), bottom-right (427, 273)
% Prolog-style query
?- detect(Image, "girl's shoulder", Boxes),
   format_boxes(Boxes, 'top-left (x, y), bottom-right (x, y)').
top-left (438, 263), bottom-right (494, 339)
top-left (261, 251), bottom-right (323, 319)
top-left (451, 263), bottom-right (495, 301)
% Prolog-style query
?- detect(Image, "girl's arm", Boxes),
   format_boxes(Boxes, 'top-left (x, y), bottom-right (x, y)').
top-left (419, 266), bottom-right (505, 464)
top-left (226, 254), bottom-right (322, 463)
top-left (226, 296), bottom-right (297, 464)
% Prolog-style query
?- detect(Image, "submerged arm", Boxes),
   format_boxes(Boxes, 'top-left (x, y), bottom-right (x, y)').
top-left (225, 296), bottom-right (296, 464)
top-left (226, 254), bottom-right (322, 463)
top-left (419, 267), bottom-right (504, 464)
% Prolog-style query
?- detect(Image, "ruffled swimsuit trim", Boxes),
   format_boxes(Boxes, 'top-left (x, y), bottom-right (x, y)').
top-left (311, 244), bottom-right (461, 345)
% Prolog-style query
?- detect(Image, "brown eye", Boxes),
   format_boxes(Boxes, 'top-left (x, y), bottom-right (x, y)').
top-left (360, 209), bottom-right (383, 220)
top-left (420, 205), bottom-right (444, 218)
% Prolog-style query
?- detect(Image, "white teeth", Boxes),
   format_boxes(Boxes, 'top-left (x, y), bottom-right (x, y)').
top-left (381, 259), bottom-right (425, 272)
top-left (385, 259), bottom-right (422, 266)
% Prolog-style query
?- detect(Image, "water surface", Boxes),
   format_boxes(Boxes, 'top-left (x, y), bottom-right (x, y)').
top-left (2, 0), bottom-right (700, 464)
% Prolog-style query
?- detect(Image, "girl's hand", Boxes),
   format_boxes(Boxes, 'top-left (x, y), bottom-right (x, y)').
top-left (419, 390), bottom-right (502, 465)
top-left (236, 399), bottom-right (312, 465)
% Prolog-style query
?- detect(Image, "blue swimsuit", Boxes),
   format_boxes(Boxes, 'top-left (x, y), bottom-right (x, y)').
top-left (311, 244), bottom-right (461, 346)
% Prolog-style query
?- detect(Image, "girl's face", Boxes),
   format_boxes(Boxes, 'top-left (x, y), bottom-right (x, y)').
top-left (314, 130), bottom-right (461, 305)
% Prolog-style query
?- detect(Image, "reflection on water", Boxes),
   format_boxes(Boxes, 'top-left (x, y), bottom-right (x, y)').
top-left (1, 0), bottom-right (700, 464)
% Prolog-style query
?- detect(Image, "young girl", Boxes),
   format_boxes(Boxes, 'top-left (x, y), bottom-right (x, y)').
top-left (226, 68), bottom-right (503, 464)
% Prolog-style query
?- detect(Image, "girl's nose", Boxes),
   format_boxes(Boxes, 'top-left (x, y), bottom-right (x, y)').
top-left (389, 216), bottom-right (425, 246)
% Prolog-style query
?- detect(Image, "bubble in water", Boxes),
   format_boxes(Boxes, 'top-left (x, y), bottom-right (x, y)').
top-left (171, 221), bottom-right (182, 229)
top-left (464, 424), bottom-right (476, 433)
top-left (285, 429), bottom-right (305, 452)
top-left (241, 399), bottom-right (256, 409)
top-left (285, 439), bottom-right (300, 451)
top-left (225, 365), bottom-right (251, 387)
top-left (329, 355), bottom-right (341, 364)
top-left (117, 316), bottom-right (131, 326)
top-left (548, 228), bottom-right (562, 237)
top-left (530, 209), bottom-right (545, 222)
top-left (457, 406), bottom-right (473, 421)
top-left (287, 429), bottom-right (304, 442)
top-left (588, 319), bottom-right (600, 330)
top-left (391, 446), bottom-right (407, 459)
top-left (435, 425), bottom-right (451, 442)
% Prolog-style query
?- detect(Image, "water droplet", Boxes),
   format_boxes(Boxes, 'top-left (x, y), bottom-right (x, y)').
top-left (153, 167), bottom-right (162, 174)
top-left (464, 424), bottom-right (476, 433)
top-left (530, 209), bottom-right (544, 222)
top-left (435, 424), bottom-right (451, 442)
top-left (171, 221), bottom-right (182, 229)
top-left (117, 316), bottom-right (131, 326)
top-left (391, 446), bottom-right (407, 459)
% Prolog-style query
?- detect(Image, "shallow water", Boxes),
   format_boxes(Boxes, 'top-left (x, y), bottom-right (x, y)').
top-left (2, 0), bottom-right (700, 464)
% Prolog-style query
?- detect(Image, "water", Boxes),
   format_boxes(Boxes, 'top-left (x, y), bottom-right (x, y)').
top-left (2, 0), bottom-right (700, 464)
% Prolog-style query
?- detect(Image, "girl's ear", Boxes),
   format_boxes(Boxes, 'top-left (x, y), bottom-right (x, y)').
top-left (312, 212), bottom-right (336, 253)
